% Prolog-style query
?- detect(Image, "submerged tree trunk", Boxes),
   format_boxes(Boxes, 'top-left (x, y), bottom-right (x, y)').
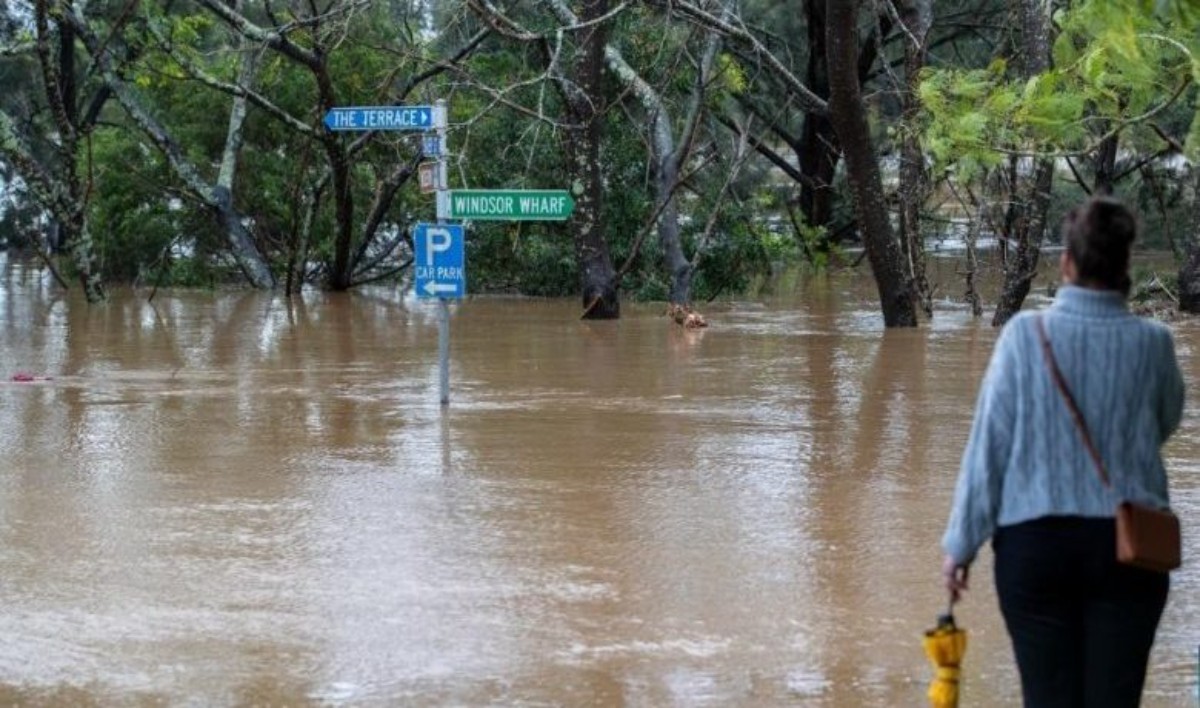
top-left (992, 0), bottom-right (1054, 327)
top-left (569, 0), bottom-right (619, 319)
top-left (648, 130), bottom-right (695, 305)
top-left (661, 25), bottom-right (723, 305)
top-left (898, 0), bottom-right (933, 319)
top-left (471, 0), bottom-right (619, 316)
top-left (34, 1), bottom-right (104, 302)
top-left (993, 164), bottom-right (1053, 326)
top-left (215, 0), bottom-right (275, 289)
top-left (319, 68), bottom-right (356, 291)
top-left (826, 0), bottom-right (916, 327)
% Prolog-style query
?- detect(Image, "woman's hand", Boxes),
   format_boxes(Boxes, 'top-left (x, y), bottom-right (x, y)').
top-left (942, 554), bottom-right (970, 604)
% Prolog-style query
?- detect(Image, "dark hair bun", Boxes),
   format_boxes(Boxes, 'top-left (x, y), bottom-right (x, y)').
top-left (1091, 197), bottom-right (1137, 246)
top-left (1062, 196), bottom-right (1137, 294)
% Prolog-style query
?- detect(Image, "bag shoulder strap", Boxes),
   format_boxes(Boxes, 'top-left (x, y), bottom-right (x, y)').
top-left (1034, 315), bottom-right (1111, 488)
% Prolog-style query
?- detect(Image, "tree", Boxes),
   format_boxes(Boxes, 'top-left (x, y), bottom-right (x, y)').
top-left (559, 0), bottom-right (621, 318)
top-left (826, 0), bottom-right (916, 327)
top-left (0, 1), bottom-right (111, 302)
top-left (990, 0), bottom-right (1054, 326)
top-left (920, 0), bottom-right (1198, 320)
top-left (61, 2), bottom-right (278, 290)
top-left (897, 0), bottom-right (934, 319)
top-left (192, 0), bottom-right (382, 291)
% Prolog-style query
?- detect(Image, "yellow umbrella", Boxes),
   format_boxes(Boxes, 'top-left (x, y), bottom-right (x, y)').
top-left (923, 611), bottom-right (967, 707)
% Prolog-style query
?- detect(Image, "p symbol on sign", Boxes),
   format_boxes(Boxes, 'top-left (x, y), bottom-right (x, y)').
top-left (425, 227), bottom-right (453, 266)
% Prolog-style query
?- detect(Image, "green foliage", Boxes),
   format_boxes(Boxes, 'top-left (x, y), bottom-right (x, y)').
top-left (15, 0), bottom-right (1197, 306)
top-left (467, 222), bottom-right (576, 296)
top-left (918, 61), bottom-right (1014, 179)
top-left (716, 53), bottom-right (748, 95)
top-left (920, 0), bottom-right (1199, 178)
top-left (685, 200), bottom-right (774, 302)
top-left (86, 127), bottom-right (228, 285)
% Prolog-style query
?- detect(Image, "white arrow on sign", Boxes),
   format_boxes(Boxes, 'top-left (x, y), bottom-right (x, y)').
top-left (423, 281), bottom-right (458, 295)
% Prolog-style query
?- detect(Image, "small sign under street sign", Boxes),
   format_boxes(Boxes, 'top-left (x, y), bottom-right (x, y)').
top-left (448, 189), bottom-right (575, 221)
top-left (422, 135), bottom-right (444, 157)
top-left (414, 223), bottom-right (465, 299)
top-left (418, 162), bottom-right (441, 194)
top-left (323, 105), bottom-right (433, 131)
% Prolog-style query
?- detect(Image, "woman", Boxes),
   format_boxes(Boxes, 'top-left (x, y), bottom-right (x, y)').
top-left (941, 196), bottom-right (1185, 707)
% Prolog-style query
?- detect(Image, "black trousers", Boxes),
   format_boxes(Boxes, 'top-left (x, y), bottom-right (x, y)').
top-left (993, 516), bottom-right (1169, 708)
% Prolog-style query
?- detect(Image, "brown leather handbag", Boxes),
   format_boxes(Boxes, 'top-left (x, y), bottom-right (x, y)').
top-left (1036, 316), bottom-right (1181, 573)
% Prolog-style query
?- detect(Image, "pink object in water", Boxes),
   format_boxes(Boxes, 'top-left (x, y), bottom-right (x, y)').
top-left (10, 372), bottom-right (51, 382)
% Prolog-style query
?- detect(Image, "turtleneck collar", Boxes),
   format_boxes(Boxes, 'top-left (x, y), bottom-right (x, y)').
top-left (1051, 283), bottom-right (1129, 318)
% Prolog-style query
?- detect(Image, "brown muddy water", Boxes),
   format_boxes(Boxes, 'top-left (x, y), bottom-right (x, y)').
top-left (1, 254), bottom-right (1198, 707)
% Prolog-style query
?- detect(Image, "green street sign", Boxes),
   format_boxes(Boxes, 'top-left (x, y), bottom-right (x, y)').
top-left (448, 190), bottom-right (575, 221)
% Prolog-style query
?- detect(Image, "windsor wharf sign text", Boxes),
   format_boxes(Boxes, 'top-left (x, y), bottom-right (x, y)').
top-left (448, 190), bottom-right (575, 221)
top-left (323, 106), bottom-right (433, 131)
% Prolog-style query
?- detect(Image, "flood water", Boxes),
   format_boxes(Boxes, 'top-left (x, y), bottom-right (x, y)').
top-left (1, 254), bottom-right (1198, 706)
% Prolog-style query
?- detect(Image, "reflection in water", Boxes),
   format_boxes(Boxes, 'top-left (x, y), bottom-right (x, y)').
top-left (0, 255), bottom-right (1196, 706)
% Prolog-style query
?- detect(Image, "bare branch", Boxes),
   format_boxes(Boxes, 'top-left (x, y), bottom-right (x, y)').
top-left (690, 116), bottom-right (754, 268)
top-left (465, 0), bottom-right (540, 40)
top-left (645, 0), bottom-right (828, 116)
top-left (353, 156), bottom-right (420, 275)
top-left (143, 21), bottom-right (318, 136)
top-left (192, 0), bottom-right (348, 67)
top-left (0, 111), bottom-right (72, 221)
top-left (396, 28), bottom-right (491, 99)
top-left (33, 1), bottom-right (74, 143)
top-left (615, 151), bottom-right (718, 279)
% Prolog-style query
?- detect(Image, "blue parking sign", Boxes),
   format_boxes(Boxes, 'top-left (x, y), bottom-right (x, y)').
top-left (414, 223), bottom-right (465, 299)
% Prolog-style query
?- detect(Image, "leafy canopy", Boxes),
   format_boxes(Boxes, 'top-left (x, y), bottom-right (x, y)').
top-left (919, 0), bottom-right (1199, 180)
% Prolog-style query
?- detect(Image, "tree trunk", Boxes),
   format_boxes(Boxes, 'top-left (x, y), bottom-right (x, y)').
top-left (898, 0), bottom-right (933, 319)
top-left (33, 2), bottom-right (105, 302)
top-left (70, 222), bottom-right (104, 302)
top-left (992, 0), bottom-right (1054, 327)
top-left (318, 59), bottom-right (356, 291)
top-left (215, 0), bottom-right (276, 289)
top-left (1093, 133), bottom-right (1119, 195)
top-left (658, 150), bottom-right (692, 304)
top-left (825, 0), bottom-right (916, 327)
top-left (571, 0), bottom-right (619, 319)
top-left (660, 23), bottom-right (722, 306)
top-left (570, 133), bottom-right (619, 319)
top-left (1177, 167), bottom-right (1200, 312)
top-left (796, 1), bottom-right (891, 240)
top-left (798, 0), bottom-right (838, 232)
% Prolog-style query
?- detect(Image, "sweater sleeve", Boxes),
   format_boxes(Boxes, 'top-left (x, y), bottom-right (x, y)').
top-left (942, 321), bottom-right (1020, 566)
top-left (1157, 326), bottom-right (1185, 443)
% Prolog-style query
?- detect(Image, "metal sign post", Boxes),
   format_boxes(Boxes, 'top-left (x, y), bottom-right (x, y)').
top-left (412, 102), bottom-right (458, 407)
top-left (433, 100), bottom-right (452, 406)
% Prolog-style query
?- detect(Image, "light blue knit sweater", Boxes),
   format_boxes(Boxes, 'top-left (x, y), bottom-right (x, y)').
top-left (942, 285), bottom-right (1185, 565)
